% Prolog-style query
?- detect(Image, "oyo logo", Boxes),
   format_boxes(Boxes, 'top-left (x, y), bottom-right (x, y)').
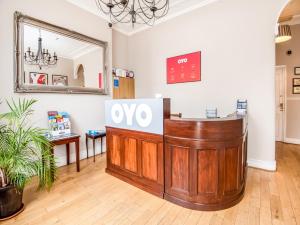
top-left (177, 58), bottom-right (188, 64)
top-left (111, 103), bottom-right (153, 127)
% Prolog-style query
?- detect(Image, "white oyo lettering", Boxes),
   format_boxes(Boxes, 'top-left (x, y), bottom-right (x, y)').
top-left (177, 58), bottom-right (188, 64)
top-left (135, 104), bottom-right (152, 127)
top-left (111, 104), bottom-right (124, 124)
top-left (122, 103), bottom-right (136, 126)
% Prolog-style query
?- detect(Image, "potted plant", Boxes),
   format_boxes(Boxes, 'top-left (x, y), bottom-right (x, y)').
top-left (0, 99), bottom-right (56, 220)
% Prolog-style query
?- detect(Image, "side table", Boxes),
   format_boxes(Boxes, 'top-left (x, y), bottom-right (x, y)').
top-left (85, 131), bottom-right (106, 162)
top-left (48, 133), bottom-right (81, 172)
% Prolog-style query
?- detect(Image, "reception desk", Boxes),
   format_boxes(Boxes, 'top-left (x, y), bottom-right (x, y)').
top-left (105, 98), bottom-right (248, 211)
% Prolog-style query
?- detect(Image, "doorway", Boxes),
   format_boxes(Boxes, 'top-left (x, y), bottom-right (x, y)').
top-left (275, 66), bottom-right (286, 142)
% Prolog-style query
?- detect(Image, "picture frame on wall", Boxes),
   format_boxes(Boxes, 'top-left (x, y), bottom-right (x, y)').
top-left (293, 78), bottom-right (300, 86)
top-left (166, 51), bottom-right (201, 84)
top-left (29, 72), bottom-right (48, 85)
top-left (295, 67), bottom-right (300, 75)
top-left (52, 75), bottom-right (68, 86)
top-left (293, 86), bottom-right (300, 94)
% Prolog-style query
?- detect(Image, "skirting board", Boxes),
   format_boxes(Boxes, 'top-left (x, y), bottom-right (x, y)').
top-left (247, 159), bottom-right (276, 171)
top-left (55, 146), bottom-right (106, 167)
top-left (284, 138), bottom-right (300, 145)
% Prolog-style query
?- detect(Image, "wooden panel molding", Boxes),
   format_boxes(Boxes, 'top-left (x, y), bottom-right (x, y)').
top-left (124, 138), bottom-right (137, 173)
top-left (106, 127), bottom-right (164, 197)
top-left (106, 106), bottom-right (247, 211)
top-left (141, 141), bottom-right (158, 181)
top-left (164, 115), bottom-right (248, 211)
top-left (197, 149), bottom-right (218, 195)
top-left (111, 135), bottom-right (121, 167)
top-left (171, 146), bottom-right (189, 193)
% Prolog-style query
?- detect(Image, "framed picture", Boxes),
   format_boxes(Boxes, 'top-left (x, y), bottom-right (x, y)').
top-left (167, 51), bottom-right (201, 84)
top-left (29, 72), bottom-right (48, 85)
top-left (52, 75), bottom-right (68, 86)
top-left (293, 78), bottom-right (300, 86)
top-left (293, 86), bottom-right (300, 94)
top-left (295, 67), bottom-right (300, 75)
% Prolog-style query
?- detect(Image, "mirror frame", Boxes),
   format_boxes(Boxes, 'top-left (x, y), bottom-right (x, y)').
top-left (14, 11), bottom-right (109, 95)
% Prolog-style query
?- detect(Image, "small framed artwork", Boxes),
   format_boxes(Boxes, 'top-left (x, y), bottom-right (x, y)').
top-left (52, 75), bottom-right (68, 86)
top-left (29, 72), bottom-right (48, 85)
top-left (293, 78), bottom-right (300, 86)
top-left (293, 86), bottom-right (300, 94)
top-left (295, 67), bottom-right (300, 75)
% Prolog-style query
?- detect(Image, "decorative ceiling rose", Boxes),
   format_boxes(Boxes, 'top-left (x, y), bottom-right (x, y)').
top-left (24, 30), bottom-right (58, 70)
top-left (275, 24), bottom-right (292, 43)
top-left (95, 0), bottom-right (169, 27)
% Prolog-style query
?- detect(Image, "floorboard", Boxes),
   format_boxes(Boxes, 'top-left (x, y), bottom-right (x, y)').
top-left (2, 142), bottom-right (300, 225)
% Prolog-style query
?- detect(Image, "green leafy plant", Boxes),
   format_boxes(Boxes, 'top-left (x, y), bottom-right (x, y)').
top-left (0, 99), bottom-right (56, 190)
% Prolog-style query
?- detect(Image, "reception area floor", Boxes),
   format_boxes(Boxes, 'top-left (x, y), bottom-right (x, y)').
top-left (3, 143), bottom-right (300, 225)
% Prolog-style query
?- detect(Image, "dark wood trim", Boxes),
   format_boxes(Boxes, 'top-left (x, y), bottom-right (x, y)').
top-left (164, 185), bottom-right (245, 211)
top-left (164, 116), bottom-right (247, 211)
top-left (105, 103), bottom-right (247, 211)
top-left (49, 135), bottom-right (80, 172)
top-left (106, 127), bottom-right (164, 197)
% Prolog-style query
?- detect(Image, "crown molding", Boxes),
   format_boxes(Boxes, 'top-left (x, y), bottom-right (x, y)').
top-left (125, 0), bottom-right (219, 36)
top-left (67, 0), bottom-right (219, 36)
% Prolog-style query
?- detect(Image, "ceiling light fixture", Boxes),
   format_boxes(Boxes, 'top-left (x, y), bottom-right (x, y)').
top-left (24, 29), bottom-right (58, 70)
top-left (275, 24), bottom-right (292, 43)
top-left (95, 0), bottom-right (169, 27)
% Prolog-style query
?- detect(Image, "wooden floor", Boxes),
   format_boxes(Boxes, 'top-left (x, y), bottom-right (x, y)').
top-left (3, 142), bottom-right (300, 225)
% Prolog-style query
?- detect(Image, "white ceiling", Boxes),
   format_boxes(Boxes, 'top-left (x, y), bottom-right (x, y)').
top-left (66, 0), bottom-right (218, 35)
top-left (24, 24), bottom-right (101, 60)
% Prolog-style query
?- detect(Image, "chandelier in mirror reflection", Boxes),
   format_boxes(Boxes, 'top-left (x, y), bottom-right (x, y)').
top-left (24, 29), bottom-right (58, 70)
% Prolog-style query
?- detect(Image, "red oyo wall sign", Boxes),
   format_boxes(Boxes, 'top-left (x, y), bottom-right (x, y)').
top-left (166, 51), bottom-right (201, 84)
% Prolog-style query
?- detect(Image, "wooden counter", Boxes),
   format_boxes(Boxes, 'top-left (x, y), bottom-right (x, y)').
top-left (105, 98), bottom-right (248, 211)
top-left (105, 98), bottom-right (170, 197)
top-left (164, 115), bottom-right (248, 210)
top-left (106, 127), bottom-right (165, 197)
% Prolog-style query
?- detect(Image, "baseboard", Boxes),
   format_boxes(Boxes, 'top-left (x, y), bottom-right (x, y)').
top-left (247, 159), bottom-right (276, 171)
top-left (55, 147), bottom-right (106, 168)
top-left (284, 138), bottom-right (300, 145)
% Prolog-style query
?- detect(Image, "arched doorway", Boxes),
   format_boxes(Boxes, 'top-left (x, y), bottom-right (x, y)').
top-left (76, 64), bottom-right (85, 87)
top-left (275, 0), bottom-right (300, 145)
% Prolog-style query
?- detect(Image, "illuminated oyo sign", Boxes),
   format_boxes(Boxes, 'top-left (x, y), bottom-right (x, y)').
top-left (105, 99), bottom-right (164, 134)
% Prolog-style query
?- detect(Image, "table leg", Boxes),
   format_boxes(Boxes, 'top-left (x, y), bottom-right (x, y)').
top-left (86, 136), bottom-right (89, 159)
top-left (93, 139), bottom-right (96, 162)
top-left (75, 139), bottom-right (80, 172)
top-left (66, 143), bottom-right (70, 165)
top-left (101, 137), bottom-right (103, 154)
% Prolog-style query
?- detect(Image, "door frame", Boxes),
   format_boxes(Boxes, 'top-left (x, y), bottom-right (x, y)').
top-left (275, 65), bottom-right (287, 142)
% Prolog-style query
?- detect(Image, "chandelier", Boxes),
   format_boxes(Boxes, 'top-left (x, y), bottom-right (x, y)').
top-left (24, 30), bottom-right (58, 70)
top-left (95, 0), bottom-right (169, 26)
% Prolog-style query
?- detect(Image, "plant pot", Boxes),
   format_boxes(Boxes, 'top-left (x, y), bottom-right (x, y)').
top-left (0, 185), bottom-right (24, 220)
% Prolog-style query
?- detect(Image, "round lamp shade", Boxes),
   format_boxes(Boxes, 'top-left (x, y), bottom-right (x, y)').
top-left (275, 25), bottom-right (292, 43)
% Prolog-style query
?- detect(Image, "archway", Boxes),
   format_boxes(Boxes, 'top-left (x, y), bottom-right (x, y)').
top-left (76, 64), bottom-right (85, 87)
top-left (275, 0), bottom-right (300, 145)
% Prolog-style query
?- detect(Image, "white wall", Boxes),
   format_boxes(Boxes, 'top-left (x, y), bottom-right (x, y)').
top-left (0, 0), bottom-right (112, 167)
top-left (126, 0), bottom-right (289, 171)
top-left (73, 48), bottom-right (103, 88)
top-left (112, 30), bottom-right (129, 69)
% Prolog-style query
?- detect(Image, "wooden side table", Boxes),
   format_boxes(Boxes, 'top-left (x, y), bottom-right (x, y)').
top-left (48, 133), bottom-right (81, 172)
top-left (85, 131), bottom-right (106, 162)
